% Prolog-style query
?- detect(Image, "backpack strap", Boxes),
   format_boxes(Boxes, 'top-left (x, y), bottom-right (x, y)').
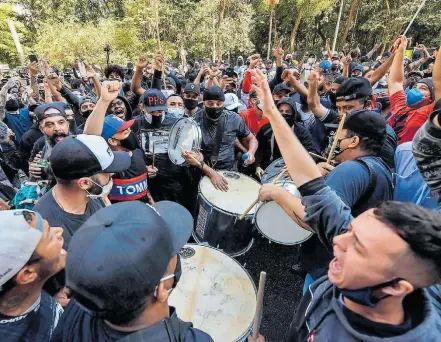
top-left (351, 158), bottom-right (378, 215)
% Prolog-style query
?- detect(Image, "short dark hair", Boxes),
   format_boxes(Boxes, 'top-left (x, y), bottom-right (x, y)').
top-left (54, 177), bottom-right (77, 187)
top-left (104, 65), bottom-right (125, 80)
top-left (70, 79), bottom-right (82, 90)
top-left (374, 201), bottom-right (441, 283)
top-left (346, 127), bottom-right (384, 155)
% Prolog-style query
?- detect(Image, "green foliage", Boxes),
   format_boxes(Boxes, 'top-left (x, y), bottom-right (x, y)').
top-left (0, 4), bottom-right (28, 67)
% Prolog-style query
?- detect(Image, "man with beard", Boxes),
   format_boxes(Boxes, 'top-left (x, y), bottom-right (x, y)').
top-left (0, 210), bottom-right (65, 341)
top-left (255, 97), bottom-right (315, 179)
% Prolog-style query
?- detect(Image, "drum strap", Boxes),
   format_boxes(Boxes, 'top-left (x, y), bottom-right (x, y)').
top-left (210, 113), bottom-right (226, 166)
top-left (270, 124), bottom-right (295, 161)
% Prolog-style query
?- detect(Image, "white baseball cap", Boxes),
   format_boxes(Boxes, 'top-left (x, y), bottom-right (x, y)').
top-left (0, 210), bottom-right (44, 287)
top-left (224, 93), bottom-right (240, 111)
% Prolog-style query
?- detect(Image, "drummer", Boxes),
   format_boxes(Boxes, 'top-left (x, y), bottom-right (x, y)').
top-left (183, 86), bottom-right (258, 191)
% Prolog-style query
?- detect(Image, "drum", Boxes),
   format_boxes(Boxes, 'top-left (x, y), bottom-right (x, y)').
top-left (255, 181), bottom-right (313, 245)
top-left (168, 117), bottom-right (202, 166)
top-left (195, 171), bottom-right (260, 256)
top-left (261, 158), bottom-right (291, 184)
top-left (169, 244), bottom-right (256, 342)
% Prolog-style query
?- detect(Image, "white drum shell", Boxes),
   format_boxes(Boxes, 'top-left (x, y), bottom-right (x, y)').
top-left (168, 118), bottom-right (202, 166)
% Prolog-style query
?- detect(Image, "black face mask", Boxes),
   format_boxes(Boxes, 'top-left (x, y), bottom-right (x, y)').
top-left (39, 90), bottom-right (45, 99)
top-left (5, 99), bottom-right (20, 112)
top-left (174, 254), bottom-right (182, 288)
top-left (82, 109), bottom-right (93, 118)
top-left (205, 107), bottom-right (223, 121)
top-left (151, 114), bottom-right (163, 126)
top-left (119, 132), bottom-right (138, 151)
top-left (340, 278), bottom-right (404, 308)
top-left (332, 136), bottom-right (353, 159)
top-left (282, 114), bottom-right (295, 127)
top-left (377, 97), bottom-right (390, 110)
top-left (331, 65), bottom-right (339, 72)
top-left (237, 60), bottom-right (244, 67)
top-left (68, 118), bottom-right (77, 135)
top-left (184, 98), bottom-right (198, 111)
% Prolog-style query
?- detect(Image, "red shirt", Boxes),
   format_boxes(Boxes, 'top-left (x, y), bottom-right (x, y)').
top-left (387, 89), bottom-right (435, 144)
top-left (240, 108), bottom-right (269, 135)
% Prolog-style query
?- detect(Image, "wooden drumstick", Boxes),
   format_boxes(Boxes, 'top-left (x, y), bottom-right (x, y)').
top-left (239, 168), bottom-right (287, 220)
top-left (179, 144), bottom-right (202, 168)
top-left (309, 152), bottom-right (336, 165)
top-left (152, 142), bottom-right (156, 169)
top-left (326, 113), bottom-right (346, 164)
top-left (252, 271), bottom-right (267, 340)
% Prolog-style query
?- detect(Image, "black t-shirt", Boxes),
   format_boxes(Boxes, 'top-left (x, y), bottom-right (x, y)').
top-left (19, 123), bottom-right (43, 164)
top-left (50, 300), bottom-right (213, 342)
top-left (193, 110), bottom-right (250, 170)
top-left (34, 189), bottom-right (105, 295)
top-left (0, 291), bottom-right (63, 342)
top-left (108, 148), bottom-right (149, 202)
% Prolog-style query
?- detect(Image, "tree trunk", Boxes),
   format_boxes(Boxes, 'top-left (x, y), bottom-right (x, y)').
top-left (215, 0), bottom-right (227, 62)
top-left (267, 9), bottom-right (273, 60)
top-left (289, 7), bottom-right (303, 53)
top-left (340, 0), bottom-right (358, 49)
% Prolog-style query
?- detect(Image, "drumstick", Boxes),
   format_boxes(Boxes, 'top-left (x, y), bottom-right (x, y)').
top-left (239, 168), bottom-right (287, 220)
top-left (252, 271), bottom-right (267, 340)
top-left (326, 113), bottom-right (346, 164)
top-left (179, 144), bottom-right (202, 168)
top-left (152, 142), bottom-right (156, 169)
top-left (309, 152), bottom-right (336, 165)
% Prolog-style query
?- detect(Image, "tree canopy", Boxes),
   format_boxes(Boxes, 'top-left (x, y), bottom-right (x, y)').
top-left (1, 0), bottom-right (440, 68)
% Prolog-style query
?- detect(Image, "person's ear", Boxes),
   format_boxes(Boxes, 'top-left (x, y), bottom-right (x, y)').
top-left (108, 138), bottom-right (118, 146)
top-left (364, 99), bottom-right (372, 109)
top-left (349, 136), bottom-right (359, 148)
top-left (155, 282), bottom-right (169, 303)
top-left (77, 177), bottom-right (92, 190)
top-left (381, 280), bottom-right (414, 298)
top-left (16, 266), bottom-right (39, 285)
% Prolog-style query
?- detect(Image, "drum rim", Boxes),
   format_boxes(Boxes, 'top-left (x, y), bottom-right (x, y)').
top-left (261, 157), bottom-right (287, 184)
top-left (177, 243), bottom-right (257, 341)
top-left (168, 117), bottom-right (202, 166)
top-left (192, 231), bottom-right (254, 257)
top-left (255, 201), bottom-right (313, 245)
top-left (198, 171), bottom-right (261, 216)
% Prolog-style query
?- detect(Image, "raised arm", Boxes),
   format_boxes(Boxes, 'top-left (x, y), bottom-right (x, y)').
top-left (341, 55), bottom-right (351, 77)
top-left (368, 52), bottom-right (395, 86)
top-left (307, 71), bottom-right (328, 118)
top-left (283, 69), bottom-right (308, 98)
top-left (433, 46), bottom-right (441, 102)
top-left (131, 55), bottom-right (148, 96)
top-left (388, 36), bottom-right (407, 96)
top-left (326, 38), bottom-right (333, 61)
top-left (83, 81), bottom-right (121, 136)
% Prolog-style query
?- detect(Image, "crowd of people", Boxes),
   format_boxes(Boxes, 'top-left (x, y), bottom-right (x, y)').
top-left (0, 32), bottom-right (441, 342)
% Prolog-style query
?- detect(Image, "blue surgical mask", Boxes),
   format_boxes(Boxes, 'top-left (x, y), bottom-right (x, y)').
top-left (167, 107), bottom-right (184, 119)
top-left (405, 88), bottom-right (424, 106)
top-left (340, 278), bottom-right (404, 308)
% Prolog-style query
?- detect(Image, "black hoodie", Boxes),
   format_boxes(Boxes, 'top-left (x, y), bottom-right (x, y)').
top-left (255, 97), bottom-right (316, 170)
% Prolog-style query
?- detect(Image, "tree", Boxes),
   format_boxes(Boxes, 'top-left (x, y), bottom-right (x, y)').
top-left (0, 4), bottom-right (28, 67)
top-left (339, 0), bottom-right (358, 49)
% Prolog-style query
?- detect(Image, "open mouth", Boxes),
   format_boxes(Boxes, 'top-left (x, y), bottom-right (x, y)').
top-left (329, 257), bottom-right (342, 276)
top-left (60, 248), bottom-right (67, 256)
top-left (54, 135), bottom-right (66, 143)
top-left (115, 107), bottom-right (124, 115)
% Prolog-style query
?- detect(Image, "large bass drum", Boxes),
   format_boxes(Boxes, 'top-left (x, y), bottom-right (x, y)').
top-left (255, 181), bottom-right (313, 245)
top-left (169, 244), bottom-right (256, 342)
top-left (194, 171), bottom-right (260, 257)
top-left (168, 117), bottom-right (201, 166)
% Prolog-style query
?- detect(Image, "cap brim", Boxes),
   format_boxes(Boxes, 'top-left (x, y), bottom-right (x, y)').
top-left (102, 151), bottom-right (131, 173)
top-left (117, 119), bottom-right (135, 132)
top-left (144, 105), bottom-right (167, 112)
top-left (154, 201), bottom-right (193, 256)
top-left (226, 104), bottom-right (240, 110)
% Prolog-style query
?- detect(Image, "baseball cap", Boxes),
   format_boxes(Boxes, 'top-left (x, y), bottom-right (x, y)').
top-left (141, 89), bottom-right (167, 112)
top-left (336, 77), bottom-right (372, 101)
top-left (102, 115), bottom-right (135, 140)
top-left (343, 110), bottom-right (386, 139)
top-left (50, 134), bottom-right (131, 180)
top-left (66, 200), bottom-right (193, 315)
top-left (165, 77), bottom-right (176, 89)
top-left (224, 93), bottom-right (240, 111)
top-left (184, 83), bottom-right (201, 95)
top-left (319, 60), bottom-right (332, 71)
top-left (34, 102), bottom-right (67, 123)
top-left (0, 210), bottom-right (45, 287)
top-left (203, 86), bottom-right (225, 102)
top-left (273, 83), bottom-right (291, 95)
top-left (352, 65), bottom-right (364, 73)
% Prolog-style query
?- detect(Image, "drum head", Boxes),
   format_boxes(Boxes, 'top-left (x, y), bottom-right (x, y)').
top-left (261, 158), bottom-right (291, 184)
top-left (199, 171), bottom-right (261, 215)
top-left (256, 181), bottom-right (313, 245)
top-left (168, 118), bottom-right (201, 165)
top-left (169, 245), bottom-right (256, 342)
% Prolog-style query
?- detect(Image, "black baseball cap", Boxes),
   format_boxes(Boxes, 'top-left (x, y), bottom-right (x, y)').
top-left (183, 83), bottom-right (201, 95)
top-left (141, 89), bottom-right (167, 112)
top-left (336, 77), bottom-right (372, 101)
top-left (203, 86), bottom-right (225, 102)
top-left (34, 102), bottom-right (67, 123)
top-left (50, 134), bottom-right (131, 180)
top-left (165, 77), bottom-right (176, 89)
top-left (343, 110), bottom-right (386, 139)
top-left (273, 83), bottom-right (291, 95)
top-left (66, 200), bottom-right (193, 315)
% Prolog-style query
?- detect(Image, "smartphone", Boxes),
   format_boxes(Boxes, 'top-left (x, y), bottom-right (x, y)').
top-left (224, 68), bottom-right (236, 78)
top-left (29, 54), bottom-right (38, 63)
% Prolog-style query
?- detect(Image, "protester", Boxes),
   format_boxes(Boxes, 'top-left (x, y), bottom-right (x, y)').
top-left (0, 210), bottom-right (65, 341)
top-left (182, 83), bottom-right (203, 117)
top-left (240, 90), bottom-right (269, 136)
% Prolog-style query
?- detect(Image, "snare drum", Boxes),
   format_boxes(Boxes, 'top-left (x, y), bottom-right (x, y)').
top-left (255, 181), bottom-right (313, 245)
top-left (169, 244), bottom-right (256, 342)
top-left (194, 171), bottom-right (260, 256)
top-left (168, 117), bottom-right (202, 166)
top-left (261, 158), bottom-right (291, 184)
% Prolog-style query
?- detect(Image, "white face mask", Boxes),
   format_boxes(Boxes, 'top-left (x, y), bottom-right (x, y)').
top-left (307, 58), bottom-right (315, 64)
top-left (167, 107), bottom-right (185, 119)
top-left (85, 178), bottom-right (113, 199)
top-left (161, 89), bottom-right (174, 99)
